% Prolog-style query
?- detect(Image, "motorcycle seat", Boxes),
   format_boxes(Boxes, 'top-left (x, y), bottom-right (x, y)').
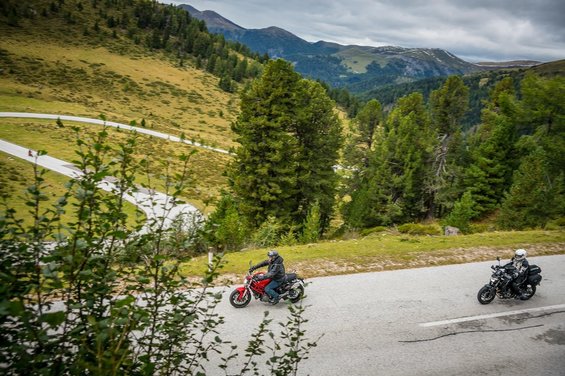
top-left (284, 273), bottom-right (297, 282)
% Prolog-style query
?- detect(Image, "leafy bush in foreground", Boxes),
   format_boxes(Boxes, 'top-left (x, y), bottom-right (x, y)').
top-left (0, 123), bottom-right (316, 375)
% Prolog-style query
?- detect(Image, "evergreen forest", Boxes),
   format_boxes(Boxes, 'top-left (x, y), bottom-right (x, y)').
top-left (206, 65), bottom-right (565, 250)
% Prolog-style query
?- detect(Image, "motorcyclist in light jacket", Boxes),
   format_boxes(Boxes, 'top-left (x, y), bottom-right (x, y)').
top-left (249, 250), bottom-right (285, 304)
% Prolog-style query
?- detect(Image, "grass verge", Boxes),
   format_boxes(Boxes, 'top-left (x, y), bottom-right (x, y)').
top-left (179, 230), bottom-right (565, 284)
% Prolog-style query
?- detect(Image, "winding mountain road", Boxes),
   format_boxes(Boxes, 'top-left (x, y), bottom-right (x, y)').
top-left (0, 112), bottom-right (202, 230)
top-left (0, 112), bottom-right (231, 155)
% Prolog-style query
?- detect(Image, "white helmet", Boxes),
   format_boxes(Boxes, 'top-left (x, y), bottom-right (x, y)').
top-left (514, 249), bottom-right (527, 261)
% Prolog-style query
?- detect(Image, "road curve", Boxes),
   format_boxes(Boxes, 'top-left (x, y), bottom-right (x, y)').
top-left (214, 254), bottom-right (565, 376)
top-left (0, 112), bottom-right (232, 155)
top-left (0, 139), bottom-right (199, 232)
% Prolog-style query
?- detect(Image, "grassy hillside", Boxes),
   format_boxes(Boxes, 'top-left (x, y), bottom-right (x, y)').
top-left (0, 0), bottom-right (251, 214)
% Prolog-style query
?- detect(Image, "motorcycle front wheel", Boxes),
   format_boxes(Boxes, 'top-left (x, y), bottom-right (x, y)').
top-left (477, 285), bottom-right (496, 304)
top-left (229, 289), bottom-right (251, 308)
top-left (288, 285), bottom-right (305, 303)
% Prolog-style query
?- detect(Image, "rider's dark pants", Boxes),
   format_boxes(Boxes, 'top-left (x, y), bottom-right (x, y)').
top-left (265, 280), bottom-right (280, 300)
top-left (511, 274), bottom-right (526, 295)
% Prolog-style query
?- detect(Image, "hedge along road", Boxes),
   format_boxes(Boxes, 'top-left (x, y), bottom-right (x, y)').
top-left (0, 139), bottom-right (199, 233)
top-left (0, 112), bottom-right (232, 155)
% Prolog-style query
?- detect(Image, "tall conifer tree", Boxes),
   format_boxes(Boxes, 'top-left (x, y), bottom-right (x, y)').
top-left (428, 76), bottom-right (469, 218)
top-left (465, 77), bottom-right (518, 216)
top-left (344, 93), bottom-right (434, 227)
top-left (228, 60), bottom-right (342, 234)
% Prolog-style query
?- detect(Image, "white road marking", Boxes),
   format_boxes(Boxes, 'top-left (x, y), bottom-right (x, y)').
top-left (420, 303), bottom-right (565, 327)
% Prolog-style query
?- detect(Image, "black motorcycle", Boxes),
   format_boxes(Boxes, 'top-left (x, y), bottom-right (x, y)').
top-left (477, 257), bottom-right (542, 304)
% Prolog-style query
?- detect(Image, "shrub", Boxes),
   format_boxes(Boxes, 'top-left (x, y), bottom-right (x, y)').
top-left (360, 226), bottom-right (389, 236)
top-left (0, 124), bottom-right (317, 375)
top-left (397, 223), bottom-right (442, 235)
top-left (442, 191), bottom-right (477, 234)
top-left (252, 216), bottom-right (283, 247)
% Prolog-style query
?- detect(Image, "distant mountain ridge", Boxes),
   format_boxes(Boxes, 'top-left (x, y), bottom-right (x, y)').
top-left (180, 4), bottom-right (518, 92)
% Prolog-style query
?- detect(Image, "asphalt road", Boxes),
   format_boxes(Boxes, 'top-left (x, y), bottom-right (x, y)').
top-left (0, 112), bottom-right (231, 154)
top-left (212, 254), bottom-right (565, 375)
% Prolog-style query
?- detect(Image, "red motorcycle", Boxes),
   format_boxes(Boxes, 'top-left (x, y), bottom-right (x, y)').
top-left (229, 268), bottom-right (305, 308)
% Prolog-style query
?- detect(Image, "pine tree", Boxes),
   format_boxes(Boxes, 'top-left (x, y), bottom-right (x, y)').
top-left (498, 148), bottom-right (564, 229)
top-left (464, 77), bottom-right (518, 216)
top-left (428, 76), bottom-right (469, 218)
top-left (496, 74), bottom-right (565, 228)
top-left (343, 93), bottom-right (434, 227)
top-left (301, 201), bottom-right (321, 244)
top-left (518, 73), bottom-right (565, 176)
top-left (386, 93), bottom-right (435, 222)
top-left (292, 79), bottom-right (342, 232)
top-left (348, 99), bottom-right (383, 168)
top-left (443, 191), bottom-right (476, 233)
top-left (227, 60), bottom-right (342, 233)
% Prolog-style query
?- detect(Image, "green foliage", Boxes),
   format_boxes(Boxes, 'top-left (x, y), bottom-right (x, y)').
top-left (300, 201), bottom-right (321, 244)
top-left (495, 73), bottom-right (565, 229)
top-left (497, 148), bottom-right (565, 229)
top-left (343, 92), bottom-right (435, 227)
top-left (203, 192), bottom-right (249, 251)
top-left (252, 216), bottom-right (284, 247)
top-left (464, 77), bottom-right (519, 216)
top-left (397, 223), bottom-right (442, 236)
top-left (219, 74), bottom-right (235, 92)
top-left (442, 191), bottom-right (477, 233)
top-left (359, 226), bottom-right (389, 236)
top-left (342, 99), bottom-right (383, 198)
top-left (228, 59), bottom-right (343, 234)
top-left (0, 127), bottom-right (317, 375)
top-left (428, 76), bottom-right (469, 218)
top-left (430, 76), bottom-right (469, 135)
top-left (345, 73), bottom-right (564, 231)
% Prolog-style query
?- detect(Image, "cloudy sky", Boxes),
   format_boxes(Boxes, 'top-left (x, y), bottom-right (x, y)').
top-left (167, 0), bottom-right (565, 63)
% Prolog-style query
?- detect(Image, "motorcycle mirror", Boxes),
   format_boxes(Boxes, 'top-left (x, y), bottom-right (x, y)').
top-left (496, 256), bottom-right (500, 261)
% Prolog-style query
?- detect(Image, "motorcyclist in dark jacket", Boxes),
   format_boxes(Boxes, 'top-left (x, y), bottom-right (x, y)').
top-left (509, 249), bottom-right (530, 299)
top-left (249, 250), bottom-right (285, 304)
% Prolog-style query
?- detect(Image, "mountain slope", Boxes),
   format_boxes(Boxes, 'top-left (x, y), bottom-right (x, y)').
top-left (0, 0), bottom-right (266, 209)
top-left (181, 5), bottom-right (244, 32)
top-left (181, 4), bottom-right (481, 90)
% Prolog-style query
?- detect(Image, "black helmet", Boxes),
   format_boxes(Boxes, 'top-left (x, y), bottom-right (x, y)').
top-left (267, 250), bottom-right (278, 258)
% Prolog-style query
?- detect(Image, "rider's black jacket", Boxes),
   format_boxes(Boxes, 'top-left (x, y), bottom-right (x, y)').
top-left (250, 255), bottom-right (285, 282)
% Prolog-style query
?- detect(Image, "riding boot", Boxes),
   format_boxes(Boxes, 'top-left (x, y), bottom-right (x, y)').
top-left (511, 282), bottom-right (524, 299)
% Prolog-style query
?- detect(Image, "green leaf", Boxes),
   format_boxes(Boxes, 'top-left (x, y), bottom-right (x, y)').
top-left (40, 311), bottom-right (65, 326)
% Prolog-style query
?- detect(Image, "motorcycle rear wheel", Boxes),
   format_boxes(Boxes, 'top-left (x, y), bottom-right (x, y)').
top-left (477, 285), bottom-right (496, 304)
top-left (520, 284), bottom-right (536, 300)
top-left (229, 289), bottom-right (251, 308)
top-left (288, 285), bottom-right (304, 303)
